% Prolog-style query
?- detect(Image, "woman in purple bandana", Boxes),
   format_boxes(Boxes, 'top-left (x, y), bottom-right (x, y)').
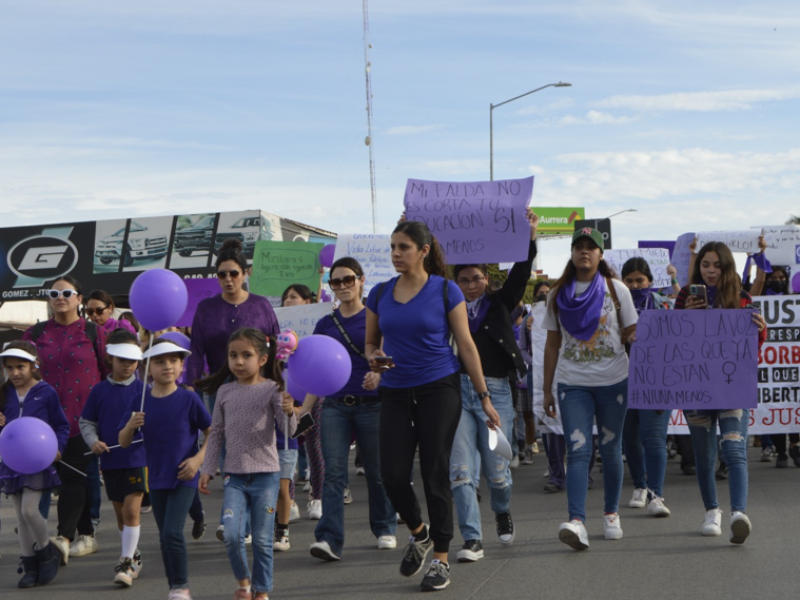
top-left (542, 227), bottom-right (638, 551)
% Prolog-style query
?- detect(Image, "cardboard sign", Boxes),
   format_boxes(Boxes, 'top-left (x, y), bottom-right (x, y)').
top-left (761, 225), bottom-right (800, 266)
top-left (696, 230), bottom-right (763, 254)
top-left (403, 177), bottom-right (533, 264)
top-left (176, 278), bottom-right (220, 327)
top-left (629, 310), bottom-right (759, 410)
top-left (672, 232), bottom-right (695, 288)
top-left (604, 248), bottom-right (671, 289)
top-left (332, 234), bottom-right (394, 295)
top-left (273, 302), bottom-right (334, 340)
top-left (250, 241), bottom-right (323, 297)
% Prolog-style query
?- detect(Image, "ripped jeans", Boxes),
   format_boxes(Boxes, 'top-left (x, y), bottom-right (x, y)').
top-left (685, 409), bottom-right (749, 513)
top-left (450, 375), bottom-right (515, 542)
top-left (558, 380), bottom-right (628, 522)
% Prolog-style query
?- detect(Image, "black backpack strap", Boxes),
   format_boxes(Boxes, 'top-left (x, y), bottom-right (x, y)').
top-left (29, 321), bottom-right (47, 342)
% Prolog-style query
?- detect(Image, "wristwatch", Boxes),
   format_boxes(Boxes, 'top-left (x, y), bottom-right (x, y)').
top-left (478, 391), bottom-right (491, 401)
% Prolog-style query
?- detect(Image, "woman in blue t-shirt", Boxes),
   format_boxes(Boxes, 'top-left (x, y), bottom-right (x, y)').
top-left (365, 220), bottom-right (499, 593)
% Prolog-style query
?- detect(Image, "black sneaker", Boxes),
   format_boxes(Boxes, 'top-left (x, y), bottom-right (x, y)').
top-left (399, 527), bottom-right (433, 578)
top-left (776, 454), bottom-right (789, 468)
top-left (456, 539), bottom-right (484, 563)
top-left (192, 515), bottom-right (206, 540)
top-left (496, 511), bottom-right (515, 545)
top-left (790, 445), bottom-right (800, 467)
top-left (420, 560), bottom-right (450, 592)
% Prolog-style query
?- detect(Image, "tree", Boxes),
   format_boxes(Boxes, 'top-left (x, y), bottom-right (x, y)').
top-left (787, 215), bottom-right (800, 225)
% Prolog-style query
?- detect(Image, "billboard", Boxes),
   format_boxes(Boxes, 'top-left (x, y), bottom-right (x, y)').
top-left (534, 207), bottom-right (585, 235)
top-left (0, 210), bottom-right (336, 302)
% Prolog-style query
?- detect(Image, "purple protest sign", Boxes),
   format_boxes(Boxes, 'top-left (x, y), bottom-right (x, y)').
top-left (403, 177), bottom-right (533, 264)
top-left (628, 309), bottom-right (759, 410)
top-left (176, 278), bottom-right (220, 327)
top-left (638, 240), bottom-right (676, 258)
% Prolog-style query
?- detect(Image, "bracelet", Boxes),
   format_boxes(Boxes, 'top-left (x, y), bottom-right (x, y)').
top-left (671, 278), bottom-right (679, 284)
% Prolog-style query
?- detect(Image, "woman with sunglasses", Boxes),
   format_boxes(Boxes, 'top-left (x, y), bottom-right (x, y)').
top-left (84, 290), bottom-right (137, 336)
top-left (23, 275), bottom-right (110, 565)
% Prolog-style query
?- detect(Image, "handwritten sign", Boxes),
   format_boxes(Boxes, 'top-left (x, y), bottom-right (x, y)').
top-left (629, 310), bottom-right (759, 410)
top-left (696, 230), bottom-right (763, 254)
top-left (332, 234), bottom-right (394, 295)
top-left (761, 225), bottom-right (800, 265)
top-left (604, 248), bottom-right (671, 289)
top-left (672, 232), bottom-right (695, 288)
top-left (250, 241), bottom-right (322, 297)
top-left (403, 176), bottom-right (533, 264)
top-left (177, 278), bottom-right (220, 327)
top-left (273, 302), bottom-right (333, 340)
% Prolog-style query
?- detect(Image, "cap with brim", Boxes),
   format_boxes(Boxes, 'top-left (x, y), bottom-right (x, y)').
top-left (142, 342), bottom-right (192, 360)
top-left (572, 227), bottom-right (605, 253)
top-left (106, 344), bottom-right (144, 361)
top-left (0, 348), bottom-right (37, 363)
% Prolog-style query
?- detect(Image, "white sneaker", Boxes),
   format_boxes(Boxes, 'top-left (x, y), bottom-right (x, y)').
top-left (730, 511), bottom-right (752, 544)
top-left (647, 497), bottom-right (671, 518)
top-left (307, 499), bottom-right (322, 520)
top-left (356, 466), bottom-right (366, 476)
top-left (377, 535), bottom-right (397, 549)
top-left (309, 540), bottom-right (341, 561)
top-left (50, 535), bottom-right (70, 565)
top-left (69, 534), bottom-right (99, 557)
top-left (628, 488), bottom-right (647, 508)
top-left (303, 481), bottom-right (311, 492)
top-left (558, 519), bottom-right (589, 550)
top-left (289, 502), bottom-right (301, 523)
top-left (701, 508), bottom-right (723, 536)
top-left (343, 487), bottom-right (353, 505)
top-left (509, 454), bottom-right (520, 469)
top-left (603, 513), bottom-right (623, 540)
top-left (244, 535), bottom-right (252, 545)
top-left (216, 524), bottom-right (225, 542)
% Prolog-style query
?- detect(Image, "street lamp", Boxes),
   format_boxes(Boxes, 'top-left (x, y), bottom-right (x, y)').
top-left (605, 209), bottom-right (637, 219)
top-left (490, 81), bottom-right (572, 180)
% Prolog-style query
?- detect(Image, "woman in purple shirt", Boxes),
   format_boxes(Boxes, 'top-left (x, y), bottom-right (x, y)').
top-left (83, 289), bottom-right (138, 337)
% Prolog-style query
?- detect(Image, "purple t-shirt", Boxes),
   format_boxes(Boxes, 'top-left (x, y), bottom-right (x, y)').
top-left (312, 308), bottom-right (376, 398)
top-left (187, 293), bottom-right (280, 384)
top-left (100, 317), bottom-right (138, 337)
top-left (82, 378), bottom-right (146, 470)
top-left (366, 275), bottom-right (463, 388)
top-left (121, 387), bottom-right (211, 490)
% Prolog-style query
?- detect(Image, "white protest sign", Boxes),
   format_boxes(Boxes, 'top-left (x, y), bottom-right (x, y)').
top-left (672, 232), bottom-right (695, 288)
top-left (604, 248), bottom-right (671, 289)
top-left (530, 302), bottom-right (561, 434)
top-left (332, 234), bottom-right (394, 296)
top-left (274, 302), bottom-right (333, 340)
top-left (760, 225), bottom-right (800, 266)
top-left (696, 229), bottom-right (763, 254)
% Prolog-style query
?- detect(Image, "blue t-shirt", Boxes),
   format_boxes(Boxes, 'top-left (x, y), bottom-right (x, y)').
top-left (120, 387), bottom-right (211, 490)
top-left (82, 378), bottom-right (146, 471)
top-left (312, 308), bottom-right (376, 398)
top-left (366, 274), bottom-right (463, 388)
top-left (2, 380), bottom-right (70, 455)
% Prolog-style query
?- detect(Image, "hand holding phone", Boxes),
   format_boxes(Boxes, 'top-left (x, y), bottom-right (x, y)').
top-left (688, 284), bottom-right (708, 309)
top-left (290, 413), bottom-right (316, 439)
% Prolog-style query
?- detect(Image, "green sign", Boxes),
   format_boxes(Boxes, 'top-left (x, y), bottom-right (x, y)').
top-left (250, 240), bottom-right (323, 297)
top-left (533, 207), bottom-right (585, 235)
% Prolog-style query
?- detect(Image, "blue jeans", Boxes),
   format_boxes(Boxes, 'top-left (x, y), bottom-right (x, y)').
top-left (622, 409), bottom-right (672, 497)
top-left (150, 486), bottom-right (196, 590)
top-left (222, 473), bottom-right (280, 594)
top-left (685, 409), bottom-right (749, 512)
top-left (315, 399), bottom-right (396, 556)
top-left (450, 375), bottom-right (515, 541)
top-left (558, 380), bottom-right (628, 522)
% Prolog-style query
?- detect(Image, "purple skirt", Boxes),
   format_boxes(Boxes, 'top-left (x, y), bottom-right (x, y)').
top-left (0, 462), bottom-right (61, 495)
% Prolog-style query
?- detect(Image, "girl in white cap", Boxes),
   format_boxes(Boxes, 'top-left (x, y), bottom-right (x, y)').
top-left (0, 341), bottom-right (70, 588)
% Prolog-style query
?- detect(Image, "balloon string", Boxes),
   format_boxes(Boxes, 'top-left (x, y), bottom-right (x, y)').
top-left (285, 412), bottom-right (289, 451)
top-left (139, 336), bottom-right (154, 413)
top-left (83, 439), bottom-right (143, 456)
top-left (59, 461), bottom-right (87, 477)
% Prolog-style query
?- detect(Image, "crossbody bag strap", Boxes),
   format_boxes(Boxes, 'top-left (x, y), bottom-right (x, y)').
top-left (606, 277), bottom-right (626, 344)
top-left (330, 311), bottom-right (367, 360)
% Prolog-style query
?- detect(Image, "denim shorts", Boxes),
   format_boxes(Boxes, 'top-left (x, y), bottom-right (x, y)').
top-left (278, 449), bottom-right (298, 480)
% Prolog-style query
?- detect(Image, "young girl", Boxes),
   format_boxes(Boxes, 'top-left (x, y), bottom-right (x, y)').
top-left (197, 328), bottom-right (296, 600)
top-left (0, 342), bottom-right (69, 588)
top-left (119, 339), bottom-right (211, 600)
top-left (80, 329), bottom-right (146, 586)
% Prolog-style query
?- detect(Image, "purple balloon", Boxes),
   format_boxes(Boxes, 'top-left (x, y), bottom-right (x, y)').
top-left (320, 290), bottom-right (332, 303)
top-left (284, 367), bottom-right (307, 403)
top-left (0, 417), bottom-right (58, 475)
top-left (793, 271), bottom-right (800, 294)
top-left (287, 335), bottom-right (352, 397)
top-left (160, 331), bottom-right (191, 350)
top-left (320, 244), bottom-right (336, 269)
top-left (129, 269), bottom-right (189, 332)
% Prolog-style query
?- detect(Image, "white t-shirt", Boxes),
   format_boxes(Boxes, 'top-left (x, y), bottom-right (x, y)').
top-left (541, 277), bottom-right (638, 387)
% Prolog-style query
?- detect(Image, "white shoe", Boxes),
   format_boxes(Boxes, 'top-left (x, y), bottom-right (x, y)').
top-left (289, 502), bottom-right (301, 523)
top-left (377, 535), bottom-right (397, 549)
top-left (628, 488), bottom-right (647, 508)
top-left (343, 487), bottom-right (353, 505)
top-left (216, 524), bottom-right (225, 542)
top-left (69, 534), bottom-right (99, 557)
top-left (701, 508), bottom-right (723, 536)
top-left (603, 513), bottom-right (623, 540)
top-left (307, 499), bottom-right (322, 520)
top-left (303, 481), bottom-right (311, 492)
top-left (50, 535), bottom-right (70, 565)
top-left (558, 520), bottom-right (589, 550)
top-left (356, 466), bottom-right (366, 476)
top-left (309, 540), bottom-right (341, 561)
top-left (509, 454), bottom-right (520, 469)
top-left (730, 511), bottom-right (751, 544)
top-left (647, 497), bottom-right (671, 517)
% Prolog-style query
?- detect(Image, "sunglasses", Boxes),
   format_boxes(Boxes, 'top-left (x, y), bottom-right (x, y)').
top-left (217, 270), bottom-right (241, 279)
top-left (48, 289), bottom-right (78, 300)
top-left (85, 306), bottom-right (108, 316)
top-left (329, 275), bottom-right (358, 290)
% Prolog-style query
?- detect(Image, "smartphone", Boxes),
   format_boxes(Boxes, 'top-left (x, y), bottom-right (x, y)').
top-left (290, 413), bottom-right (316, 439)
top-left (373, 355), bottom-right (395, 370)
top-left (689, 284), bottom-right (708, 307)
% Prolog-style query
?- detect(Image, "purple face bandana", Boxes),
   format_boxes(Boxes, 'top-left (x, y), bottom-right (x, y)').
top-left (556, 272), bottom-right (606, 341)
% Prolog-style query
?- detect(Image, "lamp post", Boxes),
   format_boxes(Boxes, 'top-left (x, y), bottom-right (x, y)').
top-left (605, 209), bottom-right (637, 219)
top-left (490, 81), bottom-right (571, 180)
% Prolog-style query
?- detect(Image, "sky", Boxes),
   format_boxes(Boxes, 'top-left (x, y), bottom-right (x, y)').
top-left (1, 0), bottom-right (799, 276)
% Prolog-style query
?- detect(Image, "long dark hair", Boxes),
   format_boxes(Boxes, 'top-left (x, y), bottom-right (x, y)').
top-left (84, 289), bottom-right (115, 310)
top-left (281, 284), bottom-right (316, 306)
top-left (621, 257), bottom-right (653, 284)
top-left (0, 341), bottom-right (42, 412)
top-left (692, 242), bottom-right (741, 309)
top-left (194, 328), bottom-right (282, 394)
top-left (393, 221), bottom-right (448, 278)
top-left (216, 238), bottom-right (248, 272)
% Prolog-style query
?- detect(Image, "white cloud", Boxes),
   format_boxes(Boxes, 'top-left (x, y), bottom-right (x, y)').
top-left (385, 125), bottom-right (441, 136)
top-left (595, 88), bottom-right (800, 112)
top-left (557, 111), bottom-right (637, 125)
top-left (515, 98), bottom-right (575, 116)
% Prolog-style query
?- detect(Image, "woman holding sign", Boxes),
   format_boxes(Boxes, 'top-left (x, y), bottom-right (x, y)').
top-left (675, 241), bottom-right (767, 543)
top-left (542, 227), bottom-right (638, 550)
top-left (365, 220), bottom-right (499, 592)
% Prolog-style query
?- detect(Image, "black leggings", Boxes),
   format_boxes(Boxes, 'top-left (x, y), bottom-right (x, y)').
top-left (379, 372), bottom-right (461, 554)
top-left (57, 436), bottom-right (94, 540)
top-left (773, 433), bottom-right (800, 457)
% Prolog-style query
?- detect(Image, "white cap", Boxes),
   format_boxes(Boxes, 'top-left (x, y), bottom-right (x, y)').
top-left (142, 342), bottom-right (192, 360)
top-left (106, 344), bottom-right (144, 361)
top-left (0, 348), bottom-right (37, 363)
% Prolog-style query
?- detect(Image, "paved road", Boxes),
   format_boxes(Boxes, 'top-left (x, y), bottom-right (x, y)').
top-left (2, 446), bottom-right (798, 599)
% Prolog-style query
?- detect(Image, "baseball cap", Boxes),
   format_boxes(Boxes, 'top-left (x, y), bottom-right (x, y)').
top-left (572, 227), bottom-right (604, 253)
